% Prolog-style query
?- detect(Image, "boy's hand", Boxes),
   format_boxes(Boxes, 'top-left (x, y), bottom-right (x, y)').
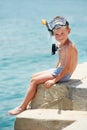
top-left (45, 80), bottom-right (55, 89)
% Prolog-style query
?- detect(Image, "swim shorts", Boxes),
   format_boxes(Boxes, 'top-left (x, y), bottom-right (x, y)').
top-left (49, 67), bottom-right (71, 82)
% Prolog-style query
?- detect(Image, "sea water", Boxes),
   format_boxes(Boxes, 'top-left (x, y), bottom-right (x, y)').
top-left (0, 0), bottom-right (87, 129)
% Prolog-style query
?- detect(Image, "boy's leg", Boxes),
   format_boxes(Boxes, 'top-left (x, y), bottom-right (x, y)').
top-left (8, 72), bottom-right (54, 115)
top-left (32, 70), bottom-right (49, 78)
top-left (20, 72), bottom-right (54, 109)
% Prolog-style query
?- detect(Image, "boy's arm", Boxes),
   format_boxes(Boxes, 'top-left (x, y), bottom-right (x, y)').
top-left (53, 47), bottom-right (71, 83)
top-left (53, 65), bottom-right (69, 83)
top-left (45, 48), bottom-right (71, 89)
top-left (56, 61), bottom-right (59, 68)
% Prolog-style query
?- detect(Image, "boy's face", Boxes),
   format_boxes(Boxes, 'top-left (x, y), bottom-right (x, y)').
top-left (53, 27), bottom-right (70, 44)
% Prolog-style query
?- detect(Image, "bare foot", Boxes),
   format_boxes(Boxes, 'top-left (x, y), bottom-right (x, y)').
top-left (8, 107), bottom-right (26, 115)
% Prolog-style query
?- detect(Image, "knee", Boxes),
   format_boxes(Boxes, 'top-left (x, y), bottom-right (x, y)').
top-left (31, 73), bottom-right (36, 80)
top-left (30, 77), bottom-right (38, 85)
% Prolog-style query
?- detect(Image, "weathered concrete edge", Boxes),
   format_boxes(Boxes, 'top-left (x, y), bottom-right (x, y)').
top-left (14, 109), bottom-right (87, 130)
top-left (63, 118), bottom-right (87, 130)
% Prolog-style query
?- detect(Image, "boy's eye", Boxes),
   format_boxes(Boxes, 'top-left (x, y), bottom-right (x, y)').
top-left (56, 34), bottom-right (59, 36)
top-left (61, 33), bottom-right (64, 35)
top-left (55, 33), bottom-right (64, 36)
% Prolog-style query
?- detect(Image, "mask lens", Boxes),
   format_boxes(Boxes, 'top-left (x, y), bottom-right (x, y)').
top-left (48, 17), bottom-right (67, 31)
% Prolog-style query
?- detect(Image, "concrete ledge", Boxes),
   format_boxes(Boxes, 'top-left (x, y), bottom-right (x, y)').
top-left (30, 63), bottom-right (87, 111)
top-left (30, 82), bottom-right (87, 111)
top-left (15, 109), bottom-right (87, 130)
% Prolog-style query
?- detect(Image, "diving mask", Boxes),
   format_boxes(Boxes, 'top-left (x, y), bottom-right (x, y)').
top-left (48, 16), bottom-right (69, 31)
top-left (42, 16), bottom-right (69, 35)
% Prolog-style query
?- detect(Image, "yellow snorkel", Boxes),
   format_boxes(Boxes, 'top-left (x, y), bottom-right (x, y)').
top-left (41, 19), bottom-right (58, 55)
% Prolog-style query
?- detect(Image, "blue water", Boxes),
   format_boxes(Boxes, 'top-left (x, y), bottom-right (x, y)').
top-left (0, 0), bottom-right (87, 129)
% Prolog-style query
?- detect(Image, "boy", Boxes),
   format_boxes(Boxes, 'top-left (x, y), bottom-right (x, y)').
top-left (8, 16), bottom-right (78, 115)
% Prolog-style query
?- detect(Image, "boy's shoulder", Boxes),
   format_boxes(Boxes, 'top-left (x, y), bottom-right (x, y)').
top-left (69, 41), bottom-right (76, 48)
top-left (69, 42), bottom-right (78, 54)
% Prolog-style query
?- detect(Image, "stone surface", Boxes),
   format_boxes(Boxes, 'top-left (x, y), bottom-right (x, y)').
top-left (14, 109), bottom-right (87, 130)
top-left (30, 63), bottom-right (87, 111)
top-left (63, 119), bottom-right (87, 130)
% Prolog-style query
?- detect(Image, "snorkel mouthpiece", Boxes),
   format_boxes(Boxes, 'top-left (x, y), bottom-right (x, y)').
top-left (52, 44), bottom-right (58, 55)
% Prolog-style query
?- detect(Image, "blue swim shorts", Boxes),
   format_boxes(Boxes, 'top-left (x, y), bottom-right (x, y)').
top-left (49, 67), bottom-right (71, 82)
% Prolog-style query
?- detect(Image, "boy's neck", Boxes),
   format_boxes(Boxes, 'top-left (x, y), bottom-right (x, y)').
top-left (60, 38), bottom-right (69, 47)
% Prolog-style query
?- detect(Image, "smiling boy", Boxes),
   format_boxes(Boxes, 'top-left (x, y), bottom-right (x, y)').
top-left (45, 16), bottom-right (78, 87)
top-left (8, 16), bottom-right (78, 115)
